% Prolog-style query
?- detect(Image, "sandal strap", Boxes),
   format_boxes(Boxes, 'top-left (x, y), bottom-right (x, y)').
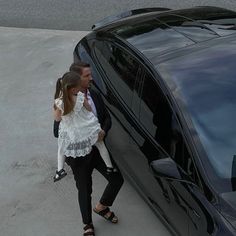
top-left (107, 167), bottom-right (113, 172)
top-left (83, 223), bottom-right (94, 231)
top-left (56, 169), bottom-right (65, 175)
top-left (96, 207), bottom-right (110, 216)
top-left (83, 224), bottom-right (95, 236)
top-left (84, 232), bottom-right (95, 236)
top-left (107, 212), bottom-right (115, 221)
top-left (93, 207), bottom-right (118, 223)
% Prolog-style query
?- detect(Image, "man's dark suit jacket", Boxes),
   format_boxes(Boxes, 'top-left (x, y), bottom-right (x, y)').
top-left (53, 88), bottom-right (112, 138)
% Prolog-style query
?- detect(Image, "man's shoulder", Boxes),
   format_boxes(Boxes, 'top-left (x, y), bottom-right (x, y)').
top-left (89, 87), bottom-right (102, 100)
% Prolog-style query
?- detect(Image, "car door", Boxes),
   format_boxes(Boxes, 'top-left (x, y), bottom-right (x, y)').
top-left (91, 39), bottom-right (147, 175)
top-left (133, 70), bottom-right (215, 235)
top-left (92, 40), bottom-right (190, 235)
top-left (89, 38), bottom-right (214, 235)
top-left (128, 70), bottom-right (189, 235)
top-left (171, 133), bottom-right (215, 236)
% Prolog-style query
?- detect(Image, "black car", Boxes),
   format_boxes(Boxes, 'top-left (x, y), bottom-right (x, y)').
top-left (74, 6), bottom-right (236, 235)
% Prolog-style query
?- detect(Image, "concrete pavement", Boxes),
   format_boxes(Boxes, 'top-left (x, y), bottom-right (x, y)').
top-left (0, 27), bottom-right (171, 236)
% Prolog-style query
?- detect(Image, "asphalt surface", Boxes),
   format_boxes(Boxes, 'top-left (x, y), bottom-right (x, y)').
top-left (0, 0), bottom-right (235, 30)
top-left (0, 27), bottom-right (171, 236)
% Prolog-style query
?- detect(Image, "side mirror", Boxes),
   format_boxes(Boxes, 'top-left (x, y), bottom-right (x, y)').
top-left (150, 157), bottom-right (182, 180)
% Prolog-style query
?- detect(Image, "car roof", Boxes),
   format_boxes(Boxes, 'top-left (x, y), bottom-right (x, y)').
top-left (95, 6), bottom-right (236, 65)
top-left (157, 35), bottom-right (236, 88)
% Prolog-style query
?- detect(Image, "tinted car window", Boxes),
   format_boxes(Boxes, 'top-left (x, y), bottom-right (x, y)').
top-left (158, 39), bottom-right (236, 192)
top-left (140, 73), bottom-right (172, 155)
top-left (111, 19), bottom-right (194, 59)
top-left (139, 71), bottom-right (201, 185)
top-left (94, 41), bottom-right (139, 107)
top-left (199, 19), bottom-right (236, 36)
top-left (172, 7), bottom-right (236, 36)
top-left (76, 43), bottom-right (107, 94)
top-left (157, 14), bottom-right (217, 42)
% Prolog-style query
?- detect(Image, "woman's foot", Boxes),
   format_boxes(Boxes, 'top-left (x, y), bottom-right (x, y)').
top-left (83, 223), bottom-right (95, 236)
top-left (53, 169), bottom-right (67, 182)
top-left (93, 203), bottom-right (118, 223)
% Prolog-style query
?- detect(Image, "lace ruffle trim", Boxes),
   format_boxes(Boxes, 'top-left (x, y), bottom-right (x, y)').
top-left (74, 92), bottom-right (84, 112)
top-left (58, 130), bottom-right (100, 158)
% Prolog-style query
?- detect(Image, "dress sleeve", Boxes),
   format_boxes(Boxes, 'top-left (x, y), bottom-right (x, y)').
top-left (74, 91), bottom-right (85, 112)
top-left (55, 98), bottom-right (64, 112)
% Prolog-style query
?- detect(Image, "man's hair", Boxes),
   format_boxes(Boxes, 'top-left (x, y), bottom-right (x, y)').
top-left (69, 61), bottom-right (90, 75)
top-left (54, 71), bottom-right (80, 115)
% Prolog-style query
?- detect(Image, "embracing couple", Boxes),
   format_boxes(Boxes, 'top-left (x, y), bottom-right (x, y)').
top-left (53, 61), bottom-right (124, 236)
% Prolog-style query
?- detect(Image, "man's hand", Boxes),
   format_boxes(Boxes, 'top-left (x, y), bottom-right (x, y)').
top-left (97, 129), bottom-right (106, 142)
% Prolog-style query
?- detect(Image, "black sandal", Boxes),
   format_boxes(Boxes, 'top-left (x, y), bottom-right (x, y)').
top-left (83, 223), bottom-right (95, 236)
top-left (93, 207), bottom-right (118, 223)
top-left (53, 169), bottom-right (67, 182)
top-left (106, 167), bottom-right (118, 174)
top-left (106, 167), bottom-right (114, 174)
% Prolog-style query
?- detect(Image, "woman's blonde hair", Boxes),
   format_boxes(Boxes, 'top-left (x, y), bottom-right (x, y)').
top-left (54, 71), bottom-right (80, 115)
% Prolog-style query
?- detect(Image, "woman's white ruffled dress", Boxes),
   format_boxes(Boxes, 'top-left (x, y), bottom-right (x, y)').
top-left (55, 92), bottom-right (101, 158)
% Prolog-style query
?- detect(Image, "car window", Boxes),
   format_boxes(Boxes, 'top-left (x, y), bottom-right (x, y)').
top-left (94, 41), bottom-right (139, 107)
top-left (76, 43), bottom-right (107, 94)
top-left (170, 8), bottom-right (236, 36)
top-left (111, 19), bottom-right (194, 57)
top-left (157, 41), bottom-right (236, 192)
top-left (139, 71), bottom-right (201, 186)
top-left (157, 14), bottom-right (217, 42)
top-left (139, 72), bottom-right (172, 155)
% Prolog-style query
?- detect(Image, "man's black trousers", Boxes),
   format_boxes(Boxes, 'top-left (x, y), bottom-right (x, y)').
top-left (65, 146), bottom-right (124, 224)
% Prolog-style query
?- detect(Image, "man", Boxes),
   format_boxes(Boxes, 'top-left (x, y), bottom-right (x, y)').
top-left (53, 62), bottom-right (124, 236)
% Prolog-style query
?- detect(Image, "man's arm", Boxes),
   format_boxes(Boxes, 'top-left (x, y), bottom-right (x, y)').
top-left (97, 92), bottom-right (112, 134)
